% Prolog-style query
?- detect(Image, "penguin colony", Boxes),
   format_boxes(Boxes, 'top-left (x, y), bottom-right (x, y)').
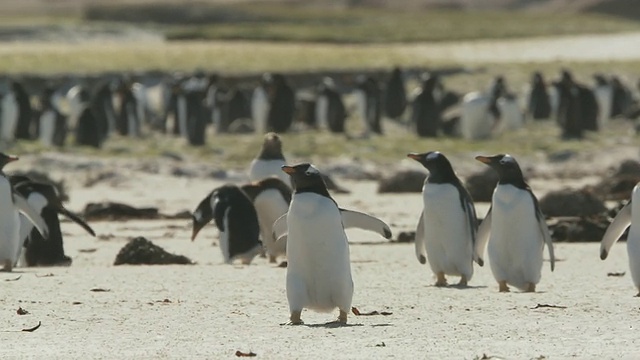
top-left (1, 66), bottom-right (638, 150)
top-left (181, 132), bottom-right (640, 325)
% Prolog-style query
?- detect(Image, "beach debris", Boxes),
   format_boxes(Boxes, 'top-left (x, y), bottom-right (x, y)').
top-left (377, 170), bottom-right (425, 193)
top-left (539, 188), bottom-right (606, 217)
top-left (36, 273), bottom-right (54, 278)
top-left (72, 302), bottom-right (82, 305)
top-left (474, 354), bottom-right (506, 360)
top-left (16, 307), bottom-right (29, 315)
top-left (78, 248), bottom-right (97, 253)
top-left (90, 288), bottom-right (111, 292)
top-left (396, 231), bottom-right (415, 243)
top-left (592, 159), bottom-right (640, 200)
top-left (235, 350), bottom-right (257, 357)
top-left (5, 275), bottom-right (21, 282)
top-left (22, 321), bottom-right (41, 332)
top-left (607, 272), bottom-right (626, 277)
top-left (375, 342), bottom-right (386, 347)
top-left (548, 215), bottom-right (610, 242)
top-left (351, 307), bottom-right (393, 316)
top-left (530, 304), bottom-right (567, 309)
top-left (465, 168), bottom-right (499, 202)
top-left (114, 237), bottom-right (193, 265)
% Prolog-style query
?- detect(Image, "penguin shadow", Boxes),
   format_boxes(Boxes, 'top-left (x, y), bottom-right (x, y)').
top-left (279, 321), bottom-right (365, 328)
top-left (426, 284), bottom-right (488, 290)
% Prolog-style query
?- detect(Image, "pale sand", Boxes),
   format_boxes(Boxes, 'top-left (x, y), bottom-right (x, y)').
top-left (1, 153), bottom-right (639, 359)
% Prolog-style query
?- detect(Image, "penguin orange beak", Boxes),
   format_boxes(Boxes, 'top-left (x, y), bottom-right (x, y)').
top-left (475, 155), bottom-right (492, 164)
top-left (281, 166), bottom-right (295, 175)
top-left (407, 153), bottom-right (421, 161)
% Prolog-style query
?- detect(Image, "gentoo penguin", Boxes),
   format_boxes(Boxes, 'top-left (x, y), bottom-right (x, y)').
top-left (38, 86), bottom-right (67, 147)
top-left (315, 77), bottom-right (347, 133)
top-left (354, 76), bottom-right (382, 136)
top-left (459, 76), bottom-right (505, 140)
top-left (475, 154), bottom-right (555, 292)
top-left (408, 152), bottom-right (480, 287)
top-left (89, 79), bottom-right (117, 142)
top-left (610, 76), bottom-right (632, 119)
top-left (593, 74), bottom-right (612, 129)
top-left (75, 88), bottom-right (103, 148)
top-left (241, 177), bottom-right (292, 262)
top-left (114, 78), bottom-right (141, 138)
top-left (555, 70), bottom-right (598, 139)
top-left (267, 74), bottom-right (295, 133)
top-left (191, 185), bottom-right (262, 264)
top-left (251, 74), bottom-right (270, 134)
top-left (10, 177), bottom-right (95, 267)
top-left (383, 67), bottom-right (407, 121)
top-left (600, 183), bottom-right (640, 297)
top-left (0, 154), bottom-right (49, 271)
top-left (0, 78), bottom-right (18, 143)
top-left (281, 163), bottom-right (390, 325)
top-left (527, 72), bottom-right (552, 121)
top-left (12, 81), bottom-right (34, 140)
top-left (248, 132), bottom-right (291, 187)
top-left (411, 73), bottom-right (442, 138)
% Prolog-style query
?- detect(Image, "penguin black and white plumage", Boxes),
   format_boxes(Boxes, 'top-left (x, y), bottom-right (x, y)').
top-left (0, 154), bottom-right (49, 271)
top-left (114, 79), bottom-right (141, 138)
top-left (248, 132), bottom-right (290, 187)
top-left (408, 151), bottom-right (479, 287)
top-left (267, 74), bottom-right (295, 133)
top-left (38, 86), bottom-right (68, 147)
top-left (610, 76), bottom-right (632, 119)
top-left (315, 77), bottom-right (347, 133)
top-left (383, 67), bottom-right (407, 121)
top-left (411, 73), bottom-right (442, 138)
top-left (600, 183), bottom-right (640, 297)
top-left (10, 176), bottom-right (95, 267)
top-left (191, 185), bottom-right (262, 264)
top-left (555, 70), bottom-right (599, 139)
top-left (89, 79), bottom-right (117, 142)
top-left (527, 72), bottom-right (552, 121)
top-left (75, 89), bottom-right (103, 148)
top-left (241, 177), bottom-right (291, 262)
top-left (0, 78), bottom-right (18, 144)
top-left (12, 81), bottom-right (34, 140)
top-left (354, 76), bottom-right (382, 136)
top-left (475, 154), bottom-right (555, 293)
top-left (280, 163), bottom-right (391, 325)
top-left (251, 74), bottom-right (270, 134)
top-left (459, 77), bottom-right (506, 140)
top-left (593, 74), bottom-right (612, 129)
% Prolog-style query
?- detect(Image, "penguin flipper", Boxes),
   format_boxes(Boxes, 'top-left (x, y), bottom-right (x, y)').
top-left (536, 207), bottom-right (555, 272)
top-left (415, 211), bottom-right (427, 264)
top-left (271, 213), bottom-right (288, 242)
top-left (339, 208), bottom-right (392, 239)
top-left (58, 207), bottom-right (96, 237)
top-left (475, 207), bottom-right (492, 267)
top-left (14, 194), bottom-right (49, 240)
top-left (600, 201), bottom-right (632, 261)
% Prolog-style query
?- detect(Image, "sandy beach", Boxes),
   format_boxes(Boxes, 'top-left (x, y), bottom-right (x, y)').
top-left (0, 151), bottom-right (639, 359)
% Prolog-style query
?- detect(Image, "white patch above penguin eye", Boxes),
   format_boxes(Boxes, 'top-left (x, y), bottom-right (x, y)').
top-left (426, 152), bottom-right (439, 161)
top-left (304, 165), bottom-right (320, 176)
top-left (499, 154), bottom-right (514, 165)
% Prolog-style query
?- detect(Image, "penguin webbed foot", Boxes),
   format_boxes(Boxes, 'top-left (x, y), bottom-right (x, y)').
top-left (635, 291), bottom-right (640, 298)
top-left (456, 275), bottom-right (468, 288)
top-left (435, 272), bottom-right (447, 287)
top-left (498, 281), bottom-right (510, 293)
top-left (525, 283), bottom-right (536, 293)
top-left (287, 311), bottom-right (303, 325)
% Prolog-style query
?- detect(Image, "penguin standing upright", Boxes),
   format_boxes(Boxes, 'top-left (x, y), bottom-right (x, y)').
top-left (474, 154), bottom-right (555, 292)
top-left (191, 185), bottom-right (262, 264)
top-left (0, 79), bottom-right (18, 143)
top-left (251, 74), bottom-right (270, 134)
top-left (412, 73), bottom-right (443, 138)
top-left (267, 74), bottom-right (295, 133)
top-left (315, 78), bottom-right (347, 133)
top-left (10, 177), bottom-right (95, 267)
top-left (12, 81), bottom-right (33, 140)
top-left (38, 86), bottom-right (67, 147)
top-left (354, 76), bottom-right (382, 136)
top-left (281, 163), bottom-right (391, 325)
top-left (408, 151), bottom-right (480, 287)
top-left (248, 132), bottom-right (290, 187)
top-left (383, 67), bottom-right (407, 121)
top-left (600, 182), bottom-right (640, 297)
top-left (241, 177), bottom-right (292, 262)
top-left (527, 72), bottom-right (552, 121)
top-left (593, 74), bottom-right (612, 129)
top-left (0, 154), bottom-right (49, 271)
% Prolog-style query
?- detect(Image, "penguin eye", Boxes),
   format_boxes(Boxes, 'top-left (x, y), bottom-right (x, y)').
top-left (304, 165), bottom-right (320, 176)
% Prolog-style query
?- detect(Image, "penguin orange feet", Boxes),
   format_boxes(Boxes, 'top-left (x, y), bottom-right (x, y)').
top-left (457, 275), bottom-right (468, 287)
top-left (269, 255), bottom-right (277, 264)
top-left (288, 310), bottom-right (303, 325)
top-left (498, 280), bottom-right (510, 293)
top-left (1, 259), bottom-right (12, 272)
top-left (636, 291), bottom-right (640, 298)
top-left (525, 283), bottom-right (536, 293)
top-left (337, 310), bottom-right (348, 324)
top-left (435, 272), bottom-right (448, 287)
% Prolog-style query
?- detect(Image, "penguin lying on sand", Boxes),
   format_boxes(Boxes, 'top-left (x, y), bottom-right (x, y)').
top-left (191, 184), bottom-right (262, 265)
top-left (11, 176), bottom-right (95, 267)
top-left (408, 151), bottom-right (480, 287)
top-left (280, 163), bottom-right (391, 325)
top-left (600, 182), bottom-right (640, 297)
top-left (0, 154), bottom-right (49, 271)
top-left (475, 154), bottom-right (555, 293)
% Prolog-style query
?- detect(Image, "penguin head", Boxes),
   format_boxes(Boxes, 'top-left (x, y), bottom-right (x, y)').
top-left (282, 163), bottom-right (328, 193)
top-left (259, 132), bottom-right (284, 160)
top-left (191, 191), bottom-right (215, 242)
top-left (407, 151), bottom-right (457, 183)
top-left (0, 153), bottom-right (18, 170)
top-left (475, 154), bottom-right (526, 186)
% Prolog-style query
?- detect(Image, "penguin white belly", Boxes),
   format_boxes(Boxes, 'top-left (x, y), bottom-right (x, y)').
top-left (1, 93), bottom-right (18, 142)
top-left (594, 86), bottom-right (612, 129)
top-left (286, 193), bottom-right (353, 313)
top-left (219, 207), bottom-right (231, 263)
top-left (315, 95), bottom-right (328, 130)
top-left (251, 87), bottom-right (269, 134)
top-left (488, 185), bottom-right (544, 290)
top-left (461, 93), bottom-right (493, 140)
top-left (39, 110), bottom-right (56, 147)
top-left (422, 184), bottom-right (474, 279)
top-left (353, 90), bottom-right (368, 134)
top-left (627, 196), bottom-right (640, 290)
top-left (496, 98), bottom-right (523, 133)
top-left (177, 95), bottom-right (188, 137)
top-left (248, 159), bottom-right (289, 185)
top-left (254, 189), bottom-right (289, 258)
top-left (0, 178), bottom-right (21, 266)
top-left (548, 86), bottom-right (559, 118)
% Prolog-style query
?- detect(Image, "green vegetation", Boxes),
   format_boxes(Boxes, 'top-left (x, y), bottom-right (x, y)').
top-left (80, 3), bottom-right (640, 43)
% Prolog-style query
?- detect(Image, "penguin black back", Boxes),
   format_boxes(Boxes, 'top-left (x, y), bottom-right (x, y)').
top-left (241, 177), bottom-right (292, 204)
